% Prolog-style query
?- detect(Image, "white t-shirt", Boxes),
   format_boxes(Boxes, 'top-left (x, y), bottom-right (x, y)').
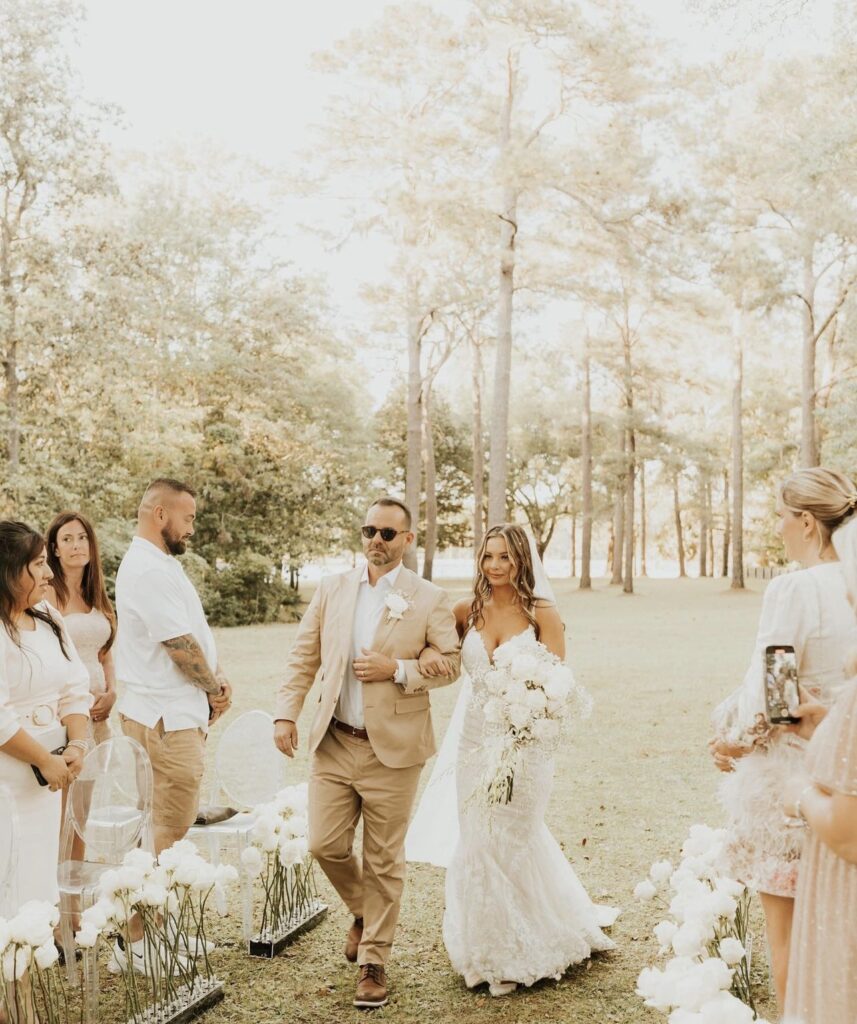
top-left (115, 537), bottom-right (217, 732)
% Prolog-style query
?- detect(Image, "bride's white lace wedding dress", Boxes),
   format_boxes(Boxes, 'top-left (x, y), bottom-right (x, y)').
top-left (441, 627), bottom-right (618, 990)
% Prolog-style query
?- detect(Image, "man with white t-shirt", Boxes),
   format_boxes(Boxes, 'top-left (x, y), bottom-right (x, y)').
top-left (115, 477), bottom-right (232, 855)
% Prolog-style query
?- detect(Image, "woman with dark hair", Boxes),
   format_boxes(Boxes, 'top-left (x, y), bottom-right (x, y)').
top-left (0, 521), bottom-right (91, 912)
top-left (45, 512), bottom-right (116, 743)
top-left (412, 524), bottom-right (617, 996)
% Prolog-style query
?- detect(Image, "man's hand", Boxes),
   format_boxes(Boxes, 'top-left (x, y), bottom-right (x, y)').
top-left (418, 647), bottom-right (456, 679)
top-left (62, 745), bottom-right (85, 779)
top-left (353, 648), bottom-right (397, 683)
top-left (209, 680), bottom-right (232, 714)
top-left (274, 720), bottom-right (299, 758)
top-left (90, 688), bottom-right (116, 723)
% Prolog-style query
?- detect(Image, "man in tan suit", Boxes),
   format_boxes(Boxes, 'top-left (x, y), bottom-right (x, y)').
top-left (274, 496), bottom-right (460, 1008)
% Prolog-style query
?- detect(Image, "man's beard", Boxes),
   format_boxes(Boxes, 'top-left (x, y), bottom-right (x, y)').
top-left (161, 526), bottom-right (187, 556)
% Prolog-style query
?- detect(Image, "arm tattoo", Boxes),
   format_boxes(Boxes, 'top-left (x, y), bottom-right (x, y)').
top-left (162, 634), bottom-right (221, 695)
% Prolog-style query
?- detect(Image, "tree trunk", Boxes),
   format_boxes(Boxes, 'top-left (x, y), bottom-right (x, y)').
top-left (721, 469), bottom-right (730, 578)
top-left (731, 309), bottom-right (745, 589)
top-left (421, 387), bottom-right (438, 581)
top-left (707, 480), bottom-right (715, 577)
top-left (570, 514), bottom-right (577, 578)
top-left (622, 321), bottom-right (634, 595)
top-left (403, 291), bottom-right (423, 571)
top-left (800, 251), bottom-right (819, 468)
top-left (611, 478), bottom-right (624, 585)
top-left (470, 335), bottom-right (485, 552)
top-left (698, 471), bottom-right (709, 578)
top-left (579, 339), bottom-right (593, 590)
top-left (673, 473), bottom-right (686, 578)
top-left (488, 53), bottom-right (517, 527)
top-left (640, 460), bottom-right (648, 577)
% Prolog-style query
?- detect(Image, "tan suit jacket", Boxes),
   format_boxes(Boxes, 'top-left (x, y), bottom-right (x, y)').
top-left (275, 565), bottom-right (460, 769)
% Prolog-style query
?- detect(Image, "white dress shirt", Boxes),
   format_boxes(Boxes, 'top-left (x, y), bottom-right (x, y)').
top-left (335, 563), bottom-right (406, 728)
top-left (115, 537), bottom-right (217, 732)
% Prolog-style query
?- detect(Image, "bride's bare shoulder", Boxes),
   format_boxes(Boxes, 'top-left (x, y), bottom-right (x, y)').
top-left (452, 597), bottom-right (472, 626)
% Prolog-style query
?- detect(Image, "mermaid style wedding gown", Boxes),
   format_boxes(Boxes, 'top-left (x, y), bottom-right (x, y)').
top-left (441, 628), bottom-right (618, 990)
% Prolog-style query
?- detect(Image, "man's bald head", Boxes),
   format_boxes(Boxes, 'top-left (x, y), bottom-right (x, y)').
top-left (138, 478), bottom-right (197, 555)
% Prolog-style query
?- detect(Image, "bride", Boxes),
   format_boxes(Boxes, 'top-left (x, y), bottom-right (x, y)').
top-left (407, 523), bottom-right (617, 996)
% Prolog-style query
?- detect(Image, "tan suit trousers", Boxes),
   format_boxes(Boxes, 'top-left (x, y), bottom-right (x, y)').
top-left (308, 724), bottom-right (423, 966)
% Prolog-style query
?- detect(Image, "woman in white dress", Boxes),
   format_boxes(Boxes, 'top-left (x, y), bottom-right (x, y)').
top-left (0, 520), bottom-right (92, 910)
top-left (709, 467), bottom-right (856, 1011)
top-left (411, 524), bottom-right (616, 996)
top-left (45, 511), bottom-right (116, 744)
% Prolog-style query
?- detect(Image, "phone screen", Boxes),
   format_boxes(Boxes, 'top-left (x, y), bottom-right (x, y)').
top-left (764, 645), bottom-right (800, 724)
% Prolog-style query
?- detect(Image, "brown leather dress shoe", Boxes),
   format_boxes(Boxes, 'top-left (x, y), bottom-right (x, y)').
top-left (354, 963), bottom-right (388, 1009)
top-left (344, 917), bottom-right (364, 962)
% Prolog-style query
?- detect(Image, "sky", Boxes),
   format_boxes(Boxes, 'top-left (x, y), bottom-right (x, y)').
top-left (73, 0), bottom-right (839, 382)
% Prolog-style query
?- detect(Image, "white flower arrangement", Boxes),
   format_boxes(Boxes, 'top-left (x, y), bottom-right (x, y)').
top-left (0, 900), bottom-right (64, 1024)
top-left (383, 589), bottom-right (411, 623)
top-left (478, 631), bottom-right (592, 806)
top-left (242, 783), bottom-right (320, 942)
top-left (635, 823), bottom-right (771, 1023)
top-left (75, 840), bottom-right (237, 1022)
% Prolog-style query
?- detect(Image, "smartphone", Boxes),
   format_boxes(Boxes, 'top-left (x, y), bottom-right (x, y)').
top-left (31, 745), bottom-right (67, 787)
top-left (764, 645), bottom-right (800, 725)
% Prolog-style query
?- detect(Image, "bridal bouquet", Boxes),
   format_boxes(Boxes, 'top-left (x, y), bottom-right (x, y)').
top-left (479, 631), bottom-right (592, 806)
top-left (635, 824), bottom-right (769, 1023)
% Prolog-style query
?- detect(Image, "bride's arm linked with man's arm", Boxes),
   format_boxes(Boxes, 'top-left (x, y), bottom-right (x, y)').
top-left (396, 588), bottom-right (461, 694)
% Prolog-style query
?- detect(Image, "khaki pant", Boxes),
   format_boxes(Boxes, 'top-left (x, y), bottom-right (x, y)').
top-left (309, 725), bottom-right (423, 966)
top-left (119, 715), bottom-right (205, 830)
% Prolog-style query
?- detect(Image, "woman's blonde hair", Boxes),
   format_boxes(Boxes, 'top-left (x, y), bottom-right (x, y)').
top-left (466, 524), bottom-right (540, 638)
top-left (780, 467), bottom-right (857, 553)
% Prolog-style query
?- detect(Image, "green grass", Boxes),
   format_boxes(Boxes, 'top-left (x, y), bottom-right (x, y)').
top-left (100, 576), bottom-right (777, 1023)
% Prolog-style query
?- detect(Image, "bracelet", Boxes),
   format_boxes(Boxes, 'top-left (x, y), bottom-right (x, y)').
top-left (795, 783), bottom-right (817, 823)
top-left (66, 738), bottom-right (93, 754)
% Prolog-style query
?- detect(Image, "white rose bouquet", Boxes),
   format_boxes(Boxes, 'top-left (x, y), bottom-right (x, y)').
top-left (479, 632), bottom-right (592, 806)
top-left (635, 824), bottom-right (767, 1022)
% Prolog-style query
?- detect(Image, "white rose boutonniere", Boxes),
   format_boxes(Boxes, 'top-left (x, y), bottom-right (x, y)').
top-left (384, 590), bottom-right (411, 623)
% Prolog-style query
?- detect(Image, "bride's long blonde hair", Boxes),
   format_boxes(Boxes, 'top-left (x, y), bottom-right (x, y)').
top-left (466, 524), bottom-right (540, 640)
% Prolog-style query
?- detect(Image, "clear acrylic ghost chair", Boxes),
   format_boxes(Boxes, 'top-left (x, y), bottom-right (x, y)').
top-left (57, 734), bottom-right (153, 1008)
top-left (0, 783), bottom-right (20, 917)
top-left (186, 710), bottom-right (286, 941)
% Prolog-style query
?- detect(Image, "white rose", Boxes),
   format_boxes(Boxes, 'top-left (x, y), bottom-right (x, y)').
top-left (653, 920), bottom-right (678, 950)
top-left (139, 884), bottom-right (168, 908)
top-left (531, 718), bottom-right (559, 744)
top-left (508, 703), bottom-right (532, 730)
top-left (385, 593), bottom-right (408, 619)
top-left (717, 937), bottom-right (746, 966)
top-left (483, 669), bottom-right (507, 696)
top-left (74, 925), bottom-right (100, 949)
top-left (172, 862), bottom-right (200, 888)
top-left (241, 846), bottom-right (264, 878)
top-left (634, 879), bottom-right (657, 902)
top-left (279, 838), bottom-right (303, 868)
top-left (699, 991), bottom-right (755, 1024)
top-left (525, 687), bottom-right (548, 713)
top-left (544, 664), bottom-right (573, 702)
top-left (216, 864), bottom-right (238, 886)
top-left (671, 921), bottom-right (710, 958)
top-left (503, 681), bottom-right (529, 705)
top-left (649, 859), bottom-right (673, 884)
top-left (284, 814), bottom-right (308, 840)
top-left (714, 877), bottom-right (745, 899)
top-left (123, 849), bottom-right (156, 873)
top-left (510, 653), bottom-right (540, 684)
top-left (706, 888), bottom-right (737, 921)
top-left (34, 942), bottom-right (59, 970)
top-left (668, 1010), bottom-right (704, 1024)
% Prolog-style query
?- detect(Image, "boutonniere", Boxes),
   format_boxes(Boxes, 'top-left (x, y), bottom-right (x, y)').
top-left (384, 589), bottom-right (411, 623)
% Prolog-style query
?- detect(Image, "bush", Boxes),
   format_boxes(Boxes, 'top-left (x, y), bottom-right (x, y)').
top-left (204, 551), bottom-right (300, 627)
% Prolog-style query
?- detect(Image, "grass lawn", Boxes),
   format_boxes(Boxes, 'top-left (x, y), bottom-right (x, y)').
top-left (101, 576), bottom-right (777, 1023)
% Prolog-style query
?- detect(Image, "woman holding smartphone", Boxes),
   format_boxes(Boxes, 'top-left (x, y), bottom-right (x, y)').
top-left (45, 511), bottom-right (117, 743)
top-left (781, 512), bottom-right (857, 1024)
top-left (708, 467), bottom-right (857, 1010)
top-left (0, 522), bottom-right (91, 902)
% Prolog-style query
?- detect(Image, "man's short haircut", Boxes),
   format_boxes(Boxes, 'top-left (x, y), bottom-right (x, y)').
top-left (141, 477), bottom-right (196, 508)
top-left (369, 496), bottom-right (411, 529)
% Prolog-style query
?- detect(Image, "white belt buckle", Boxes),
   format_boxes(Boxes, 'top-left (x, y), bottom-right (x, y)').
top-left (31, 704), bottom-right (56, 727)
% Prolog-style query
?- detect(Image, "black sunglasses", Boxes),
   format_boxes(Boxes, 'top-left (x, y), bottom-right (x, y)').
top-left (361, 526), bottom-right (406, 542)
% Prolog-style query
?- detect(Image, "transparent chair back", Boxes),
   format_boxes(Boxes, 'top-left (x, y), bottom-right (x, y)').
top-left (213, 710), bottom-right (284, 809)
top-left (0, 783), bottom-right (19, 915)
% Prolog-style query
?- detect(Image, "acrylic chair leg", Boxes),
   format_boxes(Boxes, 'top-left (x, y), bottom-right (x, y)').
top-left (58, 891), bottom-right (79, 986)
top-left (81, 943), bottom-right (99, 1024)
top-left (238, 836), bottom-right (254, 944)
